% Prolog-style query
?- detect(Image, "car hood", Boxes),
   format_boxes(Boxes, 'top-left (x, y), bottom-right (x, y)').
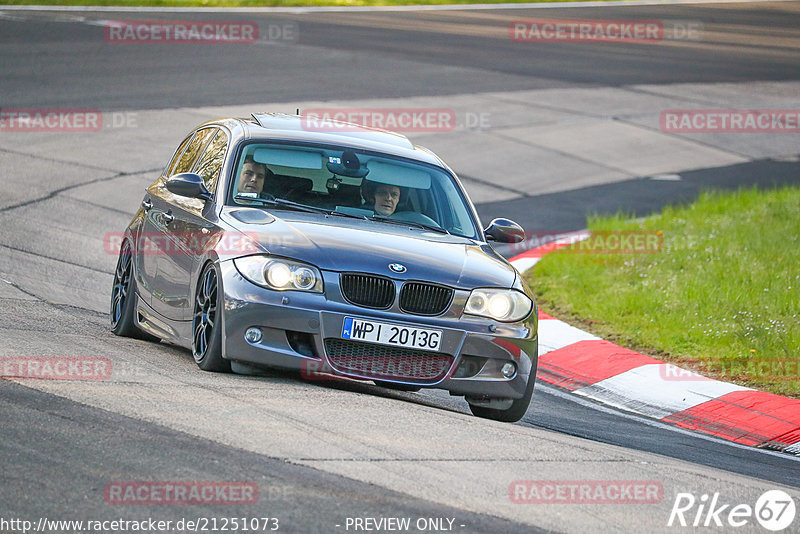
top-left (221, 209), bottom-right (517, 289)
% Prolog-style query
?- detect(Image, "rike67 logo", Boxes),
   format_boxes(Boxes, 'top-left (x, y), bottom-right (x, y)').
top-left (668, 490), bottom-right (796, 531)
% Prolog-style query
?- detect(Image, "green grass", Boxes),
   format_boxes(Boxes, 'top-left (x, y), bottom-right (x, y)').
top-left (529, 186), bottom-right (800, 398)
top-left (0, 0), bottom-right (620, 6)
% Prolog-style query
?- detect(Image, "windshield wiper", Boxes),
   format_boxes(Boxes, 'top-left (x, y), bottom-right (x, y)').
top-left (234, 195), bottom-right (367, 220)
top-left (328, 208), bottom-right (369, 220)
top-left (370, 215), bottom-right (450, 235)
top-left (234, 195), bottom-right (327, 213)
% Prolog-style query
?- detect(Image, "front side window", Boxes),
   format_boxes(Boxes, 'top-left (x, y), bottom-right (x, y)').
top-left (193, 129), bottom-right (228, 194)
top-left (227, 142), bottom-right (478, 239)
top-left (173, 127), bottom-right (217, 176)
top-left (164, 133), bottom-right (194, 177)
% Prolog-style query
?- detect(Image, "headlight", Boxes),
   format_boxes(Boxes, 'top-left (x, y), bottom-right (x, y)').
top-left (233, 255), bottom-right (323, 293)
top-left (464, 288), bottom-right (532, 322)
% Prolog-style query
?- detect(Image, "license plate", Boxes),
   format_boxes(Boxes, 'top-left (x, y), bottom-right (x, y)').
top-left (341, 317), bottom-right (442, 352)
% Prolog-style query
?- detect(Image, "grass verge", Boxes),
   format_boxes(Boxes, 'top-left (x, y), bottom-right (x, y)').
top-left (529, 186), bottom-right (800, 398)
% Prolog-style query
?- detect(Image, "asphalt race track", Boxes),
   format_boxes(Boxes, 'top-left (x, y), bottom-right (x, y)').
top-left (1, 3), bottom-right (799, 533)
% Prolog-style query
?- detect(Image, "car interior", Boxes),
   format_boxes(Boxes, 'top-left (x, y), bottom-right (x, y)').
top-left (232, 145), bottom-right (444, 227)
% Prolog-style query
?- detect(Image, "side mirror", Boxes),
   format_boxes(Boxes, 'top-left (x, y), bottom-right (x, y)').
top-left (165, 173), bottom-right (212, 201)
top-left (484, 218), bottom-right (525, 243)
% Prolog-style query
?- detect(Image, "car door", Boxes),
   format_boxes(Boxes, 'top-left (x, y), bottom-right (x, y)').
top-left (147, 126), bottom-right (218, 321)
top-left (165, 128), bottom-right (229, 321)
top-left (136, 131), bottom-right (194, 307)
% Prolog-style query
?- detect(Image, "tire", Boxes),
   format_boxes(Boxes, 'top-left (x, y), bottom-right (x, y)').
top-left (192, 263), bottom-right (231, 373)
top-left (468, 376), bottom-right (535, 423)
top-left (110, 241), bottom-right (158, 341)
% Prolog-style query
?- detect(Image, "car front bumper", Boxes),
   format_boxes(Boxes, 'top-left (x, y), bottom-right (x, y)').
top-left (218, 260), bottom-right (538, 400)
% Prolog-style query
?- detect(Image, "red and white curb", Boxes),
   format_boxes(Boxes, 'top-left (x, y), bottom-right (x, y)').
top-left (511, 234), bottom-right (800, 455)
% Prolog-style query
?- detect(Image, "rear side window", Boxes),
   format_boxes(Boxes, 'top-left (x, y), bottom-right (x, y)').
top-left (164, 133), bottom-right (194, 177)
top-left (193, 129), bottom-right (228, 195)
top-left (173, 127), bottom-right (217, 176)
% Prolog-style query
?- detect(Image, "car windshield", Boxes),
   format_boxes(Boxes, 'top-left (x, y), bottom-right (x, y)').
top-left (228, 142), bottom-right (478, 239)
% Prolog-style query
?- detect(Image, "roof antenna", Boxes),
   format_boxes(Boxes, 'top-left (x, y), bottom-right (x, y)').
top-left (296, 108), bottom-right (300, 116)
top-left (251, 113), bottom-right (265, 127)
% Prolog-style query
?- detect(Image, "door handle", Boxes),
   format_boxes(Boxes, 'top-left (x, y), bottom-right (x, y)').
top-left (163, 210), bottom-right (174, 224)
top-left (141, 198), bottom-right (152, 211)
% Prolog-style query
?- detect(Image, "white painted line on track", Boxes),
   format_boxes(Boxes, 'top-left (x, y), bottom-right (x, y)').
top-left (573, 363), bottom-right (752, 419)
top-left (536, 382), bottom-right (800, 462)
top-left (538, 318), bottom-right (601, 355)
top-left (2, 0), bottom-right (797, 13)
top-left (510, 256), bottom-right (540, 272)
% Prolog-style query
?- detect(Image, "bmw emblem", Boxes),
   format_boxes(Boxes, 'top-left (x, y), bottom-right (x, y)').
top-left (389, 263), bottom-right (407, 274)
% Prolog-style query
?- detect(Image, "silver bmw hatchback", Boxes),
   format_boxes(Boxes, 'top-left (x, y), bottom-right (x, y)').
top-left (110, 113), bottom-right (538, 422)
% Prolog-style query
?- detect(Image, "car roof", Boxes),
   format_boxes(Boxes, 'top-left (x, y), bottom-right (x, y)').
top-left (205, 113), bottom-right (446, 168)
